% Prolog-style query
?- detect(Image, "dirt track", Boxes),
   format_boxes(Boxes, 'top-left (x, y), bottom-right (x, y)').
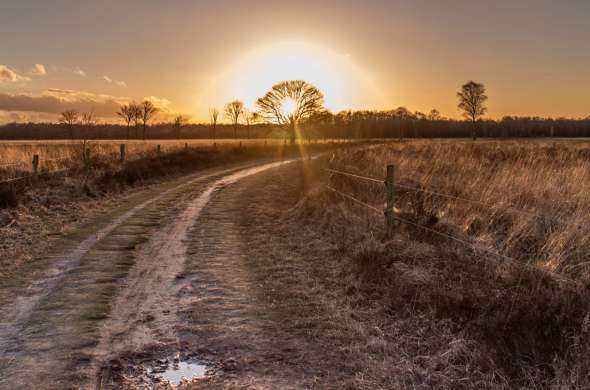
top-left (0, 159), bottom-right (321, 389)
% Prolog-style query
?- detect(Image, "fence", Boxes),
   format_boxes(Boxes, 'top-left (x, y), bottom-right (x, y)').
top-left (0, 143), bottom-right (191, 185)
top-left (324, 164), bottom-right (578, 287)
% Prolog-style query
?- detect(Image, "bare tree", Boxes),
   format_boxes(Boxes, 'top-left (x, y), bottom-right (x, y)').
top-left (427, 109), bottom-right (441, 121)
top-left (173, 114), bottom-right (189, 139)
top-left (80, 111), bottom-right (96, 161)
top-left (139, 100), bottom-right (159, 140)
top-left (117, 104), bottom-right (136, 140)
top-left (256, 80), bottom-right (324, 143)
top-left (60, 109), bottom-right (79, 140)
top-left (224, 101), bottom-right (244, 139)
top-left (209, 107), bottom-right (219, 143)
top-left (458, 81), bottom-right (488, 138)
top-left (244, 110), bottom-right (261, 139)
top-left (130, 103), bottom-right (142, 139)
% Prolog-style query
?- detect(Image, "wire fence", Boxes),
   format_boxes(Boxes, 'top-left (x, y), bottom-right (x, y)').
top-left (324, 165), bottom-right (579, 287)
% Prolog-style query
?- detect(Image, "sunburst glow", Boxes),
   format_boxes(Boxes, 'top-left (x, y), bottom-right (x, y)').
top-left (205, 41), bottom-right (381, 115)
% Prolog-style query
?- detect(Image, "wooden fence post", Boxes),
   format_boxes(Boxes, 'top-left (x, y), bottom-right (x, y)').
top-left (120, 144), bottom-right (126, 163)
top-left (157, 144), bottom-right (161, 157)
top-left (32, 154), bottom-right (39, 174)
top-left (385, 164), bottom-right (396, 229)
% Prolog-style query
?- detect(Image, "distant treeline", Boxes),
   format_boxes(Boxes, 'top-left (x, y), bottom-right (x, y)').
top-left (1, 110), bottom-right (590, 140)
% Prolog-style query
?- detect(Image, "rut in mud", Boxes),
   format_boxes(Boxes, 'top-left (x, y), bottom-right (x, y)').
top-left (0, 160), bottom-right (294, 389)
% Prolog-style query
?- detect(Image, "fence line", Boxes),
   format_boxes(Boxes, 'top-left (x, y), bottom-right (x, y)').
top-left (324, 164), bottom-right (579, 287)
top-left (325, 167), bottom-right (551, 221)
top-left (325, 168), bottom-right (384, 185)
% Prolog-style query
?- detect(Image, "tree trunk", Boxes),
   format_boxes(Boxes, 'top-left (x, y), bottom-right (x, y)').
top-left (289, 121), bottom-right (296, 144)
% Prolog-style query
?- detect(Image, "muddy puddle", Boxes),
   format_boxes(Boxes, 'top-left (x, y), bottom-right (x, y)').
top-left (151, 359), bottom-right (208, 385)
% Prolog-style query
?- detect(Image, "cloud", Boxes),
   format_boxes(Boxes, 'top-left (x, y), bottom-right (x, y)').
top-left (0, 89), bottom-right (175, 123)
top-left (0, 65), bottom-right (30, 82)
top-left (73, 68), bottom-right (86, 77)
top-left (144, 95), bottom-right (172, 110)
top-left (30, 64), bottom-right (47, 76)
top-left (103, 75), bottom-right (127, 87)
top-left (0, 89), bottom-right (128, 118)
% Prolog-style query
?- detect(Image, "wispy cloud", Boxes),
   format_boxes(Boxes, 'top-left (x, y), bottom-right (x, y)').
top-left (29, 63), bottom-right (47, 76)
top-left (102, 75), bottom-right (127, 87)
top-left (0, 65), bottom-right (30, 82)
top-left (73, 67), bottom-right (86, 77)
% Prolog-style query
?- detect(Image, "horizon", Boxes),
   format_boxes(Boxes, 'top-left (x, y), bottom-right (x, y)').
top-left (1, 0), bottom-right (590, 124)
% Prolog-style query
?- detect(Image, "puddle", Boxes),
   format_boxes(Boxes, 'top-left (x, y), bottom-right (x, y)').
top-left (160, 361), bottom-right (207, 384)
top-left (150, 357), bottom-right (209, 385)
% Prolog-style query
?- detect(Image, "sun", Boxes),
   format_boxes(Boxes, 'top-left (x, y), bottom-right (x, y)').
top-left (202, 41), bottom-right (381, 117)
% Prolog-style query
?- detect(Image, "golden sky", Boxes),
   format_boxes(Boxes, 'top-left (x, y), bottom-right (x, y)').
top-left (1, 0), bottom-right (589, 123)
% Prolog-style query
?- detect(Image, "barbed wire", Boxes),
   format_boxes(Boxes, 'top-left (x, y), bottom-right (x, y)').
top-left (324, 168), bottom-right (384, 184)
top-left (326, 166), bottom-right (553, 221)
top-left (324, 174), bottom-right (579, 287)
top-left (324, 184), bottom-right (383, 213)
top-left (393, 182), bottom-right (549, 220)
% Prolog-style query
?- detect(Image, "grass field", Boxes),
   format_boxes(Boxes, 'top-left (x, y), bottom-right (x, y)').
top-left (288, 139), bottom-right (590, 387)
top-left (0, 138), bottom-right (353, 181)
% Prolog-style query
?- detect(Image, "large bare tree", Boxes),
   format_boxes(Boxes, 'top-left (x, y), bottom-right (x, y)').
top-left (457, 81), bottom-right (488, 123)
top-left (224, 101), bottom-right (244, 139)
top-left (209, 107), bottom-right (219, 143)
top-left (117, 104), bottom-right (136, 139)
top-left (256, 80), bottom-right (324, 143)
top-left (139, 100), bottom-right (159, 140)
top-left (59, 109), bottom-right (79, 140)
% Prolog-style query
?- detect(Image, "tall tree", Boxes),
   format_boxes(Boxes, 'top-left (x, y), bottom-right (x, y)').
top-left (457, 81), bottom-right (488, 123)
top-left (59, 109), bottom-right (79, 140)
top-left (209, 107), bottom-right (219, 143)
top-left (173, 114), bottom-right (189, 139)
top-left (130, 103), bottom-right (142, 139)
top-left (427, 109), bottom-right (441, 121)
top-left (224, 101), bottom-right (244, 139)
top-left (139, 100), bottom-right (159, 140)
top-left (256, 80), bottom-right (324, 143)
top-left (117, 104), bottom-right (136, 139)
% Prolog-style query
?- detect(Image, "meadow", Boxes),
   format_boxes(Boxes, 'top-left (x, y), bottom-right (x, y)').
top-left (287, 139), bottom-right (590, 387)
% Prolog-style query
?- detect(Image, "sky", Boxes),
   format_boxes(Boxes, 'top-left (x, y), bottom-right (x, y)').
top-left (1, 0), bottom-right (589, 124)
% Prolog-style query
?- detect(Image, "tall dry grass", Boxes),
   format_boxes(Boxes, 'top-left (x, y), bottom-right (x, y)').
top-left (293, 140), bottom-right (590, 387)
top-left (326, 140), bottom-right (590, 280)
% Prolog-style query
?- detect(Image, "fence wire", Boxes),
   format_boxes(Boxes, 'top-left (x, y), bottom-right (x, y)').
top-left (324, 168), bottom-right (579, 287)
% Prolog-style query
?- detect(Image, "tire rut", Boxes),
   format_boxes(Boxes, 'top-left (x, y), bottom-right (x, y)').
top-left (0, 161), bottom-right (280, 389)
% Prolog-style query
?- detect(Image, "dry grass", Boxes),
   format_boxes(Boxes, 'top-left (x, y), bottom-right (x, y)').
top-left (258, 140), bottom-right (590, 388)
top-left (0, 139), bottom-right (349, 180)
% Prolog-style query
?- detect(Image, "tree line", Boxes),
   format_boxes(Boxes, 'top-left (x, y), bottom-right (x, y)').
top-left (1, 80), bottom-right (589, 140)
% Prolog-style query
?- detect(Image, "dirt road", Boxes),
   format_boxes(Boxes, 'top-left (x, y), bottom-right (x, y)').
top-left (0, 158), bottom-right (324, 389)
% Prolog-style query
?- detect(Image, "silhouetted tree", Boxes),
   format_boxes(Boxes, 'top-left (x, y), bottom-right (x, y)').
top-left (428, 109), bottom-right (441, 121)
top-left (458, 81), bottom-right (488, 137)
top-left (130, 103), bottom-right (141, 139)
top-left (256, 80), bottom-right (324, 143)
top-left (209, 107), bottom-right (219, 142)
top-left (244, 110), bottom-right (260, 139)
top-left (80, 111), bottom-right (96, 158)
top-left (139, 100), bottom-right (158, 140)
top-left (224, 101), bottom-right (244, 139)
top-left (173, 115), bottom-right (189, 139)
top-left (59, 109), bottom-right (79, 140)
top-left (117, 104), bottom-right (136, 140)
